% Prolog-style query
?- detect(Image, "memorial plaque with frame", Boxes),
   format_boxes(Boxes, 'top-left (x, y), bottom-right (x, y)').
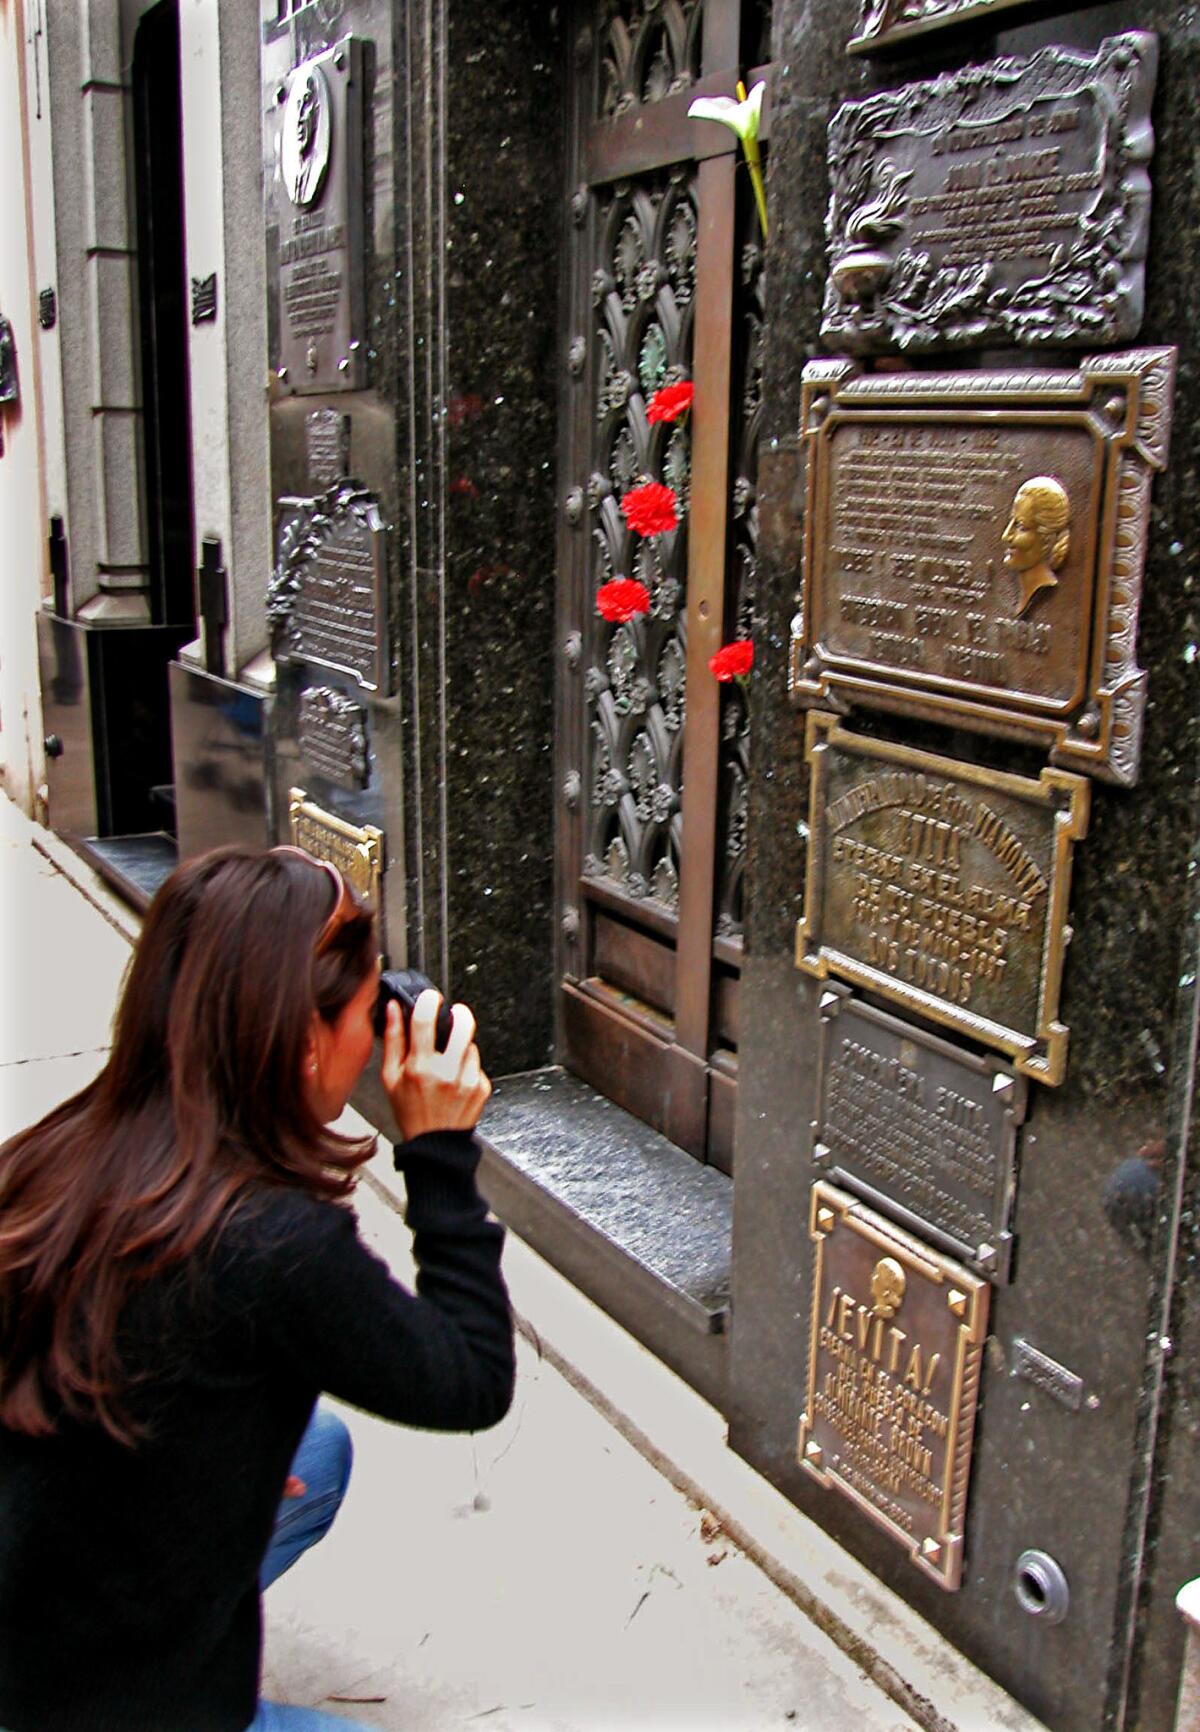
top-left (268, 482), bottom-right (392, 696)
top-left (288, 785), bottom-right (383, 912)
top-left (270, 36), bottom-right (366, 395)
top-left (821, 32), bottom-right (1157, 356)
top-left (298, 685), bottom-right (369, 790)
top-left (799, 1181), bottom-right (990, 1591)
top-left (812, 984), bottom-right (1027, 1282)
top-left (797, 714), bottom-right (1089, 1086)
top-left (789, 349), bottom-right (1175, 786)
top-left (848, 0), bottom-right (1069, 56)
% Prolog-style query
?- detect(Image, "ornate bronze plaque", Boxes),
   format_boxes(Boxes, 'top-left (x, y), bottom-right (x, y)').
top-left (298, 685), bottom-right (369, 790)
top-left (789, 349), bottom-right (1175, 786)
top-left (799, 1182), bottom-right (989, 1590)
top-left (850, 0), bottom-right (1060, 55)
top-left (268, 482), bottom-right (392, 696)
top-left (813, 985), bottom-right (1026, 1282)
top-left (288, 786), bottom-right (383, 912)
top-left (821, 32), bottom-right (1157, 355)
top-left (270, 37), bottom-right (366, 395)
top-left (797, 716), bottom-right (1089, 1086)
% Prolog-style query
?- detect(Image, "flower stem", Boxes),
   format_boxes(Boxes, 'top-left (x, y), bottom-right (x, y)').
top-left (736, 81), bottom-right (769, 240)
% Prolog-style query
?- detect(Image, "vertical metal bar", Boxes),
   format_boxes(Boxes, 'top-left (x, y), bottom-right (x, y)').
top-left (673, 148), bottom-right (736, 1065)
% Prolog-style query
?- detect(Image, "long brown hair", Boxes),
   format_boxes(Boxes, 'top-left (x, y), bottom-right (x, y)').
top-left (0, 846), bottom-right (376, 1443)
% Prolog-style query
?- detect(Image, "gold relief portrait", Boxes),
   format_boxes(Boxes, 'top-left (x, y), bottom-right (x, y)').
top-left (1002, 477), bottom-right (1071, 618)
top-left (870, 1256), bottom-right (907, 1319)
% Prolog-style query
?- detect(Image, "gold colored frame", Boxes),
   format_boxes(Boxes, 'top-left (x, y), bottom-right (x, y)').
top-left (796, 715), bottom-right (1090, 1087)
top-left (288, 786), bottom-right (383, 912)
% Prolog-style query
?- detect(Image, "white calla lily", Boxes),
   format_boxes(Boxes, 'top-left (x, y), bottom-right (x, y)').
top-left (687, 80), bottom-right (768, 237)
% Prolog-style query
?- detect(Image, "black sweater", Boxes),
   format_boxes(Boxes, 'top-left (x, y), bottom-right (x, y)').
top-left (0, 1131), bottom-right (513, 1732)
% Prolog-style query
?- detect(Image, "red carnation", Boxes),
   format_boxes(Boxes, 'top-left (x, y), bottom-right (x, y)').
top-left (709, 640), bottom-right (754, 681)
top-left (621, 481), bottom-right (679, 537)
top-left (596, 578), bottom-right (651, 623)
top-left (646, 381), bottom-right (694, 424)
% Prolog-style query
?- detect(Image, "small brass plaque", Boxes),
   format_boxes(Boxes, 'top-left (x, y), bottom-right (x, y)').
top-left (799, 1181), bottom-right (990, 1591)
top-left (813, 986), bottom-right (1026, 1281)
top-left (797, 716), bottom-right (1089, 1086)
top-left (790, 349), bottom-right (1175, 786)
top-left (822, 33), bottom-right (1157, 354)
top-left (288, 786), bottom-right (383, 912)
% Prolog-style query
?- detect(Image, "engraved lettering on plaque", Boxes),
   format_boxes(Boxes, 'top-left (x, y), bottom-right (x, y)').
top-left (1011, 1337), bottom-right (1085, 1412)
top-left (813, 986), bottom-right (1025, 1281)
top-left (790, 350), bottom-right (1175, 786)
top-left (298, 686), bottom-right (369, 790)
top-left (822, 33), bottom-right (1157, 354)
top-left (797, 715), bottom-right (1089, 1086)
top-left (850, 0), bottom-right (1059, 55)
top-left (306, 409), bottom-right (350, 488)
top-left (799, 1181), bottom-right (989, 1591)
top-left (269, 38), bottom-right (365, 394)
top-left (288, 787), bottom-right (382, 912)
top-left (267, 482), bottom-right (392, 696)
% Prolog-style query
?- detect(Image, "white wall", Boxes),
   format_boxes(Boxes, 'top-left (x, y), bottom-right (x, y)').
top-left (0, 0), bottom-right (48, 813)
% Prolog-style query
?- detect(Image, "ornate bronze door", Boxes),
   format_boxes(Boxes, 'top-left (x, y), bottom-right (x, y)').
top-left (555, 0), bottom-right (772, 1168)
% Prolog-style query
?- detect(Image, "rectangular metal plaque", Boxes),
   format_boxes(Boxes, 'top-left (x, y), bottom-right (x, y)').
top-left (298, 685), bottom-right (369, 790)
top-left (306, 409), bottom-right (351, 488)
top-left (288, 786), bottom-right (382, 912)
top-left (270, 37), bottom-right (366, 395)
top-left (269, 482), bottom-right (392, 696)
top-left (789, 349), bottom-right (1175, 786)
top-left (821, 32), bottom-right (1157, 355)
top-left (797, 715), bottom-right (1089, 1086)
top-left (813, 985), bottom-right (1026, 1282)
top-left (799, 1181), bottom-right (990, 1590)
top-left (849, 0), bottom-right (1060, 55)
top-left (1011, 1337), bottom-right (1085, 1412)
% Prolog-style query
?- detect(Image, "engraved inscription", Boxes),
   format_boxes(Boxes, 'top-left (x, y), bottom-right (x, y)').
top-left (268, 483), bottom-right (391, 697)
top-left (799, 1182), bottom-right (989, 1591)
top-left (822, 33), bottom-right (1158, 354)
top-left (815, 989), bottom-right (1025, 1279)
top-left (797, 716), bottom-right (1089, 1085)
top-left (298, 685), bottom-right (369, 789)
top-left (1011, 1337), bottom-right (1085, 1411)
top-left (306, 409), bottom-right (350, 487)
top-left (792, 351), bottom-right (1176, 785)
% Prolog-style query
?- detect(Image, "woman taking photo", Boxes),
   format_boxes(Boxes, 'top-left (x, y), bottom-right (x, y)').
top-left (0, 844), bottom-right (514, 1732)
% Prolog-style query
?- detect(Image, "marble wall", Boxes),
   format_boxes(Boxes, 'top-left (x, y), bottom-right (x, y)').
top-left (730, 3), bottom-right (1200, 1728)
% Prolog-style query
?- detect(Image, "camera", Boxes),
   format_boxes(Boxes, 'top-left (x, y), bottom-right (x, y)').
top-left (373, 968), bottom-right (453, 1050)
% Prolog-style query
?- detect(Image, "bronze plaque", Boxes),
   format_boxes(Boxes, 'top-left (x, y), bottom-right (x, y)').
top-left (288, 786), bottom-right (383, 912)
top-left (298, 685), bottom-right (369, 790)
top-left (849, 0), bottom-right (1066, 55)
top-left (306, 409), bottom-right (351, 488)
top-left (270, 37), bottom-right (366, 395)
top-left (790, 349), bottom-right (1175, 786)
top-left (797, 715), bottom-right (1089, 1086)
top-left (822, 32), bottom-right (1157, 355)
top-left (799, 1181), bottom-right (990, 1591)
top-left (268, 482), bottom-right (392, 696)
top-left (813, 985), bottom-right (1026, 1281)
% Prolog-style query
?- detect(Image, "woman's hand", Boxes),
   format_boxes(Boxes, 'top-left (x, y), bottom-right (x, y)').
top-left (380, 988), bottom-right (492, 1142)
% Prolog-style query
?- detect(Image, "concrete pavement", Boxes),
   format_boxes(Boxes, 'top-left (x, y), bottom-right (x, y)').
top-left (0, 794), bottom-right (1041, 1732)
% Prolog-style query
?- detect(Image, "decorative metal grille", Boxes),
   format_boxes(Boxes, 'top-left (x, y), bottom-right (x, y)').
top-left (597, 1), bottom-right (703, 120)
top-left (714, 215), bottom-right (764, 939)
top-left (583, 170), bottom-right (697, 914)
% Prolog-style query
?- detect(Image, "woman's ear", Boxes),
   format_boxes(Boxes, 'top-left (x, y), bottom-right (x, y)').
top-left (302, 1014), bottom-right (323, 1083)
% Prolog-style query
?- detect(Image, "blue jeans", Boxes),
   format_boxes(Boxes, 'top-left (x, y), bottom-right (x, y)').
top-left (248, 1404), bottom-right (370, 1732)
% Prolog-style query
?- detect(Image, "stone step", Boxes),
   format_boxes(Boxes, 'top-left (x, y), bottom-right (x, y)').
top-left (477, 1067), bottom-right (732, 1411)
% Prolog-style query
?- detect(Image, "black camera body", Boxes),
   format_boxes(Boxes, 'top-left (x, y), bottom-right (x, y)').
top-left (373, 968), bottom-right (453, 1050)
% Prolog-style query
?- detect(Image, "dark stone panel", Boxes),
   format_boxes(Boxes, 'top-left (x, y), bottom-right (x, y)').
top-left (391, 2), bottom-right (563, 1076)
top-left (732, 4), bottom-right (1200, 1729)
